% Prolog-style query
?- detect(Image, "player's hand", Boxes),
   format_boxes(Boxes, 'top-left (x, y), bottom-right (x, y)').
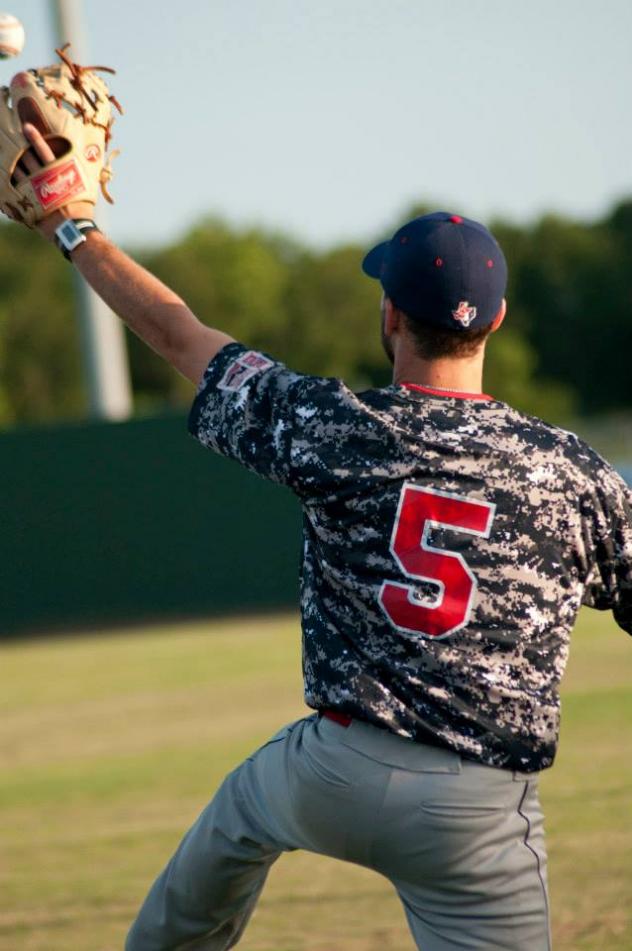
top-left (0, 52), bottom-right (120, 230)
top-left (13, 122), bottom-right (95, 240)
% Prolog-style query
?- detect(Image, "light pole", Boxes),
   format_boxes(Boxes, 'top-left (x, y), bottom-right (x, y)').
top-left (50, 0), bottom-right (132, 421)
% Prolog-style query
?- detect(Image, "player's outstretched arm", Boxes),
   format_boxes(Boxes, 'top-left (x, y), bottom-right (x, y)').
top-left (54, 225), bottom-right (233, 386)
top-left (17, 123), bottom-right (234, 386)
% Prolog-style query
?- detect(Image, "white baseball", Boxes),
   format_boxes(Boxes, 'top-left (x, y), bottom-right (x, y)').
top-left (0, 13), bottom-right (25, 60)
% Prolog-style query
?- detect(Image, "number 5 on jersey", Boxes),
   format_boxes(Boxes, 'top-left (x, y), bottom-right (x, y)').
top-left (379, 485), bottom-right (496, 639)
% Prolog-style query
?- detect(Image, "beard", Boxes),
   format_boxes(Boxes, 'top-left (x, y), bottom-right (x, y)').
top-left (381, 301), bottom-right (394, 365)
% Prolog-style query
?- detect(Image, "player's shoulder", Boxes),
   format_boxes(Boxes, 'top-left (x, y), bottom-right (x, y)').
top-left (495, 402), bottom-right (627, 495)
top-left (500, 403), bottom-right (587, 453)
top-left (290, 369), bottom-right (370, 417)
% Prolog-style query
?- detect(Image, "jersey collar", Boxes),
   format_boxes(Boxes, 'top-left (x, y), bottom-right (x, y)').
top-left (400, 382), bottom-right (494, 401)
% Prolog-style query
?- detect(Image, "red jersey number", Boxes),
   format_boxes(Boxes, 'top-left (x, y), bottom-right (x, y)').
top-left (379, 485), bottom-right (495, 639)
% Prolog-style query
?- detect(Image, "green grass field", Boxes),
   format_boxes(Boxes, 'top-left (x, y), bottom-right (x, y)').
top-left (1, 611), bottom-right (631, 951)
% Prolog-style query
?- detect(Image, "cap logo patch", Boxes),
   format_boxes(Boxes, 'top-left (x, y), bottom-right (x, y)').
top-left (451, 301), bottom-right (477, 327)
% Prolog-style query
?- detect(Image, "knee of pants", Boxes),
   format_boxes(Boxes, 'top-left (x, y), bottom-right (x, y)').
top-left (162, 770), bottom-right (281, 897)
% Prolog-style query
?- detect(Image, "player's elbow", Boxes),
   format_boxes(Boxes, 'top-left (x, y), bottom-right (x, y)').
top-left (167, 319), bottom-right (235, 386)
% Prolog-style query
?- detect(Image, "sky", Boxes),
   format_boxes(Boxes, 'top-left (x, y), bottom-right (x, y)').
top-left (5, 0), bottom-right (632, 250)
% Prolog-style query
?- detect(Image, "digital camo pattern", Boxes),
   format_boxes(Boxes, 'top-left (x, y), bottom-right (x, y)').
top-left (189, 343), bottom-right (632, 772)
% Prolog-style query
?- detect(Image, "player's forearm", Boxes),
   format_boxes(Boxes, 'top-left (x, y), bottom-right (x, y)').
top-left (70, 230), bottom-right (233, 385)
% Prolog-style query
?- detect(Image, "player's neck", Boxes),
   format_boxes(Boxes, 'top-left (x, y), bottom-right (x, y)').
top-left (392, 351), bottom-right (485, 395)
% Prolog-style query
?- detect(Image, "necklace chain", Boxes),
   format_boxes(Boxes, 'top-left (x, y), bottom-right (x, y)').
top-left (400, 381), bottom-right (478, 394)
top-left (419, 382), bottom-right (462, 392)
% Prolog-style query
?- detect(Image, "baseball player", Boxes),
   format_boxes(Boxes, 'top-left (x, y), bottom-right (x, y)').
top-left (5, 57), bottom-right (632, 951)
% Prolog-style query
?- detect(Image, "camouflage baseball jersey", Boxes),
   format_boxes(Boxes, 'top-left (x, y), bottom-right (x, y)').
top-left (189, 342), bottom-right (632, 772)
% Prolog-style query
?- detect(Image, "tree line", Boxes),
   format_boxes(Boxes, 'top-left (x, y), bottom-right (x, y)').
top-left (1, 199), bottom-right (631, 428)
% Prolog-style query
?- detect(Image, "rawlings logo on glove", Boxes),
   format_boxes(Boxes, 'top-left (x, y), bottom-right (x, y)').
top-left (0, 44), bottom-right (122, 226)
top-left (32, 159), bottom-right (84, 206)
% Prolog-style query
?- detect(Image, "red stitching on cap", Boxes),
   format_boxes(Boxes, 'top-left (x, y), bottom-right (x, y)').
top-left (449, 215), bottom-right (463, 224)
top-left (487, 259), bottom-right (494, 268)
top-left (435, 257), bottom-right (443, 267)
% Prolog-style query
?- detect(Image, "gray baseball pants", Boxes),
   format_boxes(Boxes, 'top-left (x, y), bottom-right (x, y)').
top-left (125, 714), bottom-right (551, 950)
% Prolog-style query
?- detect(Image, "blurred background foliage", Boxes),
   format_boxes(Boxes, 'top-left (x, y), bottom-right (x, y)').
top-left (1, 199), bottom-right (632, 439)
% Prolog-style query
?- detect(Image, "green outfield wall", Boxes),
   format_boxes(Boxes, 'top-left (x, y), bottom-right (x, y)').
top-left (0, 413), bottom-right (302, 637)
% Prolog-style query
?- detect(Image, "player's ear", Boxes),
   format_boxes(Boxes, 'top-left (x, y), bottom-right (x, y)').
top-left (383, 297), bottom-right (402, 335)
top-left (490, 298), bottom-right (506, 333)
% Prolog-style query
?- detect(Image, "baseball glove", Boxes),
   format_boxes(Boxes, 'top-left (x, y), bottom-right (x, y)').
top-left (0, 44), bottom-right (123, 226)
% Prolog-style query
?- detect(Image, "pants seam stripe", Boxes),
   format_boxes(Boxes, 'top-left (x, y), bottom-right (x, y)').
top-left (517, 781), bottom-right (551, 951)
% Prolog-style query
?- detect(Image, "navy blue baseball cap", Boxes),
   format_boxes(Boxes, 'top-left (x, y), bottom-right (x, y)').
top-left (362, 211), bottom-right (507, 331)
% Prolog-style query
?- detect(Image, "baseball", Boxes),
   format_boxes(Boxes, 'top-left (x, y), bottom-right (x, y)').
top-left (0, 13), bottom-right (24, 59)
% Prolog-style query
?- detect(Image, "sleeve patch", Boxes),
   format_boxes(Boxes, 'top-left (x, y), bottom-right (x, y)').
top-left (217, 351), bottom-right (275, 392)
